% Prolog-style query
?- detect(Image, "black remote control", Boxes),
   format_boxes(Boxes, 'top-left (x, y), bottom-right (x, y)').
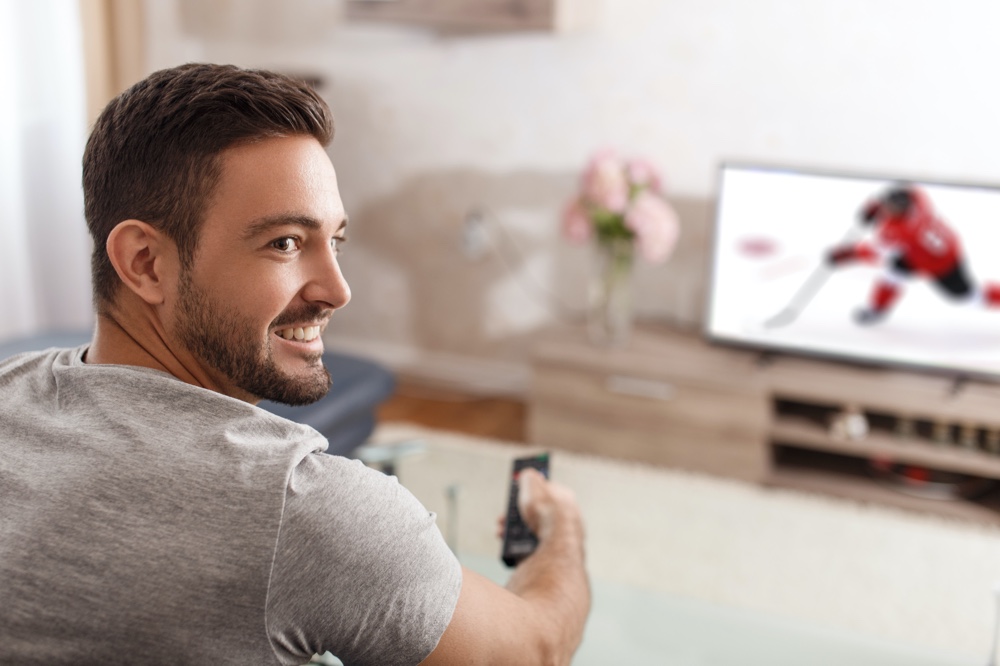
top-left (501, 452), bottom-right (550, 568)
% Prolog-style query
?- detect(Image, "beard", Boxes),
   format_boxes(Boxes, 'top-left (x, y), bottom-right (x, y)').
top-left (175, 272), bottom-right (332, 406)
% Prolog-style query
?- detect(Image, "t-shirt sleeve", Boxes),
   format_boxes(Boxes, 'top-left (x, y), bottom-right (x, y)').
top-left (265, 454), bottom-right (463, 666)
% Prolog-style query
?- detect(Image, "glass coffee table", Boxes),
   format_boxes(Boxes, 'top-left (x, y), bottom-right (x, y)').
top-left (367, 425), bottom-right (989, 666)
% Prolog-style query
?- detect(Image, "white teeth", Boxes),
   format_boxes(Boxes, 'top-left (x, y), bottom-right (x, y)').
top-left (277, 326), bottom-right (321, 342)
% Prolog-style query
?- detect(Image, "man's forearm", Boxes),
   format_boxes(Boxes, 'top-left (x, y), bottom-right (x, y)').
top-left (420, 470), bottom-right (589, 666)
top-left (505, 519), bottom-right (590, 665)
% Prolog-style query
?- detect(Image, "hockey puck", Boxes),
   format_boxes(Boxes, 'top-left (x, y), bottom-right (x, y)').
top-left (738, 237), bottom-right (779, 258)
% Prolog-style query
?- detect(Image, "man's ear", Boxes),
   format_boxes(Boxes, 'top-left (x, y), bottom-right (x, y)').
top-left (105, 220), bottom-right (177, 306)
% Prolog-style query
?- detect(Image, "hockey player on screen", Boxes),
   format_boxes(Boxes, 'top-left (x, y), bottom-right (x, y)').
top-left (826, 185), bottom-right (1000, 324)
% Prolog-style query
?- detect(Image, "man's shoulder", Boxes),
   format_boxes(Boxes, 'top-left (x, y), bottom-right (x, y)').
top-left (268, 453), bottom-right (462, 666)
top-left (1, 344), bottom-right (328, 456)
top-left (0, 344), bottom-right (77, 373)
top-left (282, 452), bottom-right (443, 550)
top-left (0, 345), bottom-right (82, 402)
top-left (287, 452), bottom-right (403, 509)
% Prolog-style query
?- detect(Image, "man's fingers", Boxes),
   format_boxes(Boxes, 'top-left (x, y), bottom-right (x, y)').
top-left (516, 468), bottom-right (545, 518)
top-left (498, 468), bottom-right (546, 540)
top-left (516, 468), bottom-right (551, 536)
top-left (517, 468), bottom-right (540, 504)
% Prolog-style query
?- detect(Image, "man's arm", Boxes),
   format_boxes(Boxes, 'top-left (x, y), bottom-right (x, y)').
top-left (419, 469), bottom-right (590, 666)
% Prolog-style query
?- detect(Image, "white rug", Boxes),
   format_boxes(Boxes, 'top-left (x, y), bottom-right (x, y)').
top-left (370, 422), bottom-right (1000, 660)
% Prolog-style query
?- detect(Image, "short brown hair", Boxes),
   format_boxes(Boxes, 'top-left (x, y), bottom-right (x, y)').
top-left (83, 63), bottom-right (334, 309)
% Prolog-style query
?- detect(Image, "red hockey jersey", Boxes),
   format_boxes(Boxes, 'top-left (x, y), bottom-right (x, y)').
top-left (854, 188), bottom-right (961, 277)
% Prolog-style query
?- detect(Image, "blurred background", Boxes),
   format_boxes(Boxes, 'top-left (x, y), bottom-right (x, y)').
top-left (4, 0), bottom-right (1000, 392)
top-left (9, 4), bottom-right (1000, 661)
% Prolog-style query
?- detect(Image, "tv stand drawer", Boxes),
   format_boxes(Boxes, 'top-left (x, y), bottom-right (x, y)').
top-left (528, 329), bottom-right (769, 480)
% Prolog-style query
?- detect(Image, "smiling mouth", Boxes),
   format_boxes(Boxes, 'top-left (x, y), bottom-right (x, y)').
top-left (274, 325), bottom-right (322, 342)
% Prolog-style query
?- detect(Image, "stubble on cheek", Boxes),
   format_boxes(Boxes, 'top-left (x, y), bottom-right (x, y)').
top-left (175, 275), bottom-right (332, 405)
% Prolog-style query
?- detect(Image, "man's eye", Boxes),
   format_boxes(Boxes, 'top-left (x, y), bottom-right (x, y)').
top-left (332, 235), bottom-right (347, 253)
top-left (271, 237), bottom-right (299, 252)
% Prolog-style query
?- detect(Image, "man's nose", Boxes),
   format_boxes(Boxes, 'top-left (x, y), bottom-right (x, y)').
top-left (302, 246), bottom-right (350, 310)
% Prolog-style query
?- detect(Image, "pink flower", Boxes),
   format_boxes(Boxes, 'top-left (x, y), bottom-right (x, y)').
top-left (561, 198), bottom-right (592, 244)
top-left (624, 191), bottom-right (680, 263)
top-left (626, 158), bottom-right (662, 194)
top-left (562, 149), bottom-right (680, 264)
top-left (581, 149), bottom-right (629, 213)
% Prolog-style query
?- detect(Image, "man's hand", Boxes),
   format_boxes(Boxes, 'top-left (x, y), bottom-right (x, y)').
top-left (423, 465), bottom-right (590, 666)
top-left (516, 468), bottom-right (583, 546)
top-left (494, 469), bottom-right (584, 549)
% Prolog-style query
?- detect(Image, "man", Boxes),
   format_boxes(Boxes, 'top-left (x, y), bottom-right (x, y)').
top-left (826, 185), bottom-right (1000, 324)
top-left (0, 64), bottom-right (590, 665)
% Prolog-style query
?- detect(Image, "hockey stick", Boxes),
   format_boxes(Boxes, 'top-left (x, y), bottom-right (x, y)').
top-left (763, 265), bottom-right (833, 329)
top-left (763, 223), bottom-right (866, 329)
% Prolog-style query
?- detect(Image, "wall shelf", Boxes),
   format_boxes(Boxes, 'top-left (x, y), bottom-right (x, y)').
top-left (345, 0), bottom-right (596, 34)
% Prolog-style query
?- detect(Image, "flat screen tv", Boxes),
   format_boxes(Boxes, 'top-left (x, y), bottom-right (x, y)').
top-left (706, 162), bottom-right (1000, 380)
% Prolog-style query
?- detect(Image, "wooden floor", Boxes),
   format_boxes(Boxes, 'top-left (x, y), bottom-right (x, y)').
top-left (377, 380), bottom-right (528, 443)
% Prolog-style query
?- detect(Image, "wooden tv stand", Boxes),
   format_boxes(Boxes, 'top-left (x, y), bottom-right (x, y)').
top-left (528, 324), bottom-right (1000, 524)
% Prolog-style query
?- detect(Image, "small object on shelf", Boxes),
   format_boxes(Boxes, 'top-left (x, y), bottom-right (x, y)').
top-left (829, 404), bottom-right (868, 441)
top-left (868, 460), bottom-right (998, 501)
top-left (987, 430), bottom-right (1000, 454)
top-left (894, 413), bottom-right (916, 439)
top-left (932, 420), bottom-right (953, 445)
top-left (959, 423), bottom-right (979, 450)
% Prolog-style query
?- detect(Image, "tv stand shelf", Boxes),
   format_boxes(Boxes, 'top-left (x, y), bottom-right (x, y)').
top-left (528, 324), bottom-right (1000, 524)
top-left (771, 413), bottom-right (1000, 479)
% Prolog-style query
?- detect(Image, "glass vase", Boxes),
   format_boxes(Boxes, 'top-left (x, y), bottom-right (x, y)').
top-left (587, 237), bottom-right (635, 348)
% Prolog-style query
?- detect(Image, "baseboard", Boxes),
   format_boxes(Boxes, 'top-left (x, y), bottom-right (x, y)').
top-left (323, 335), bottom-right (531, 398)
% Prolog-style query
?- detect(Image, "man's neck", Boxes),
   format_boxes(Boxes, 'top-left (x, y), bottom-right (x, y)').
top-left (87, 306), bottom-right (241, 400)
top-left (86, 311), bottom-right (170, 373)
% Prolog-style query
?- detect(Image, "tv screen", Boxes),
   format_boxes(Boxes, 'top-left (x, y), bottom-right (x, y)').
top-left (706, 163), bottom-right (1000, 379)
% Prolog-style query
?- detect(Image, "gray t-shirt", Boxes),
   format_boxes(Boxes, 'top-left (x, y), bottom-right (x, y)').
top-left (0, 347), bottom-right (462, 665)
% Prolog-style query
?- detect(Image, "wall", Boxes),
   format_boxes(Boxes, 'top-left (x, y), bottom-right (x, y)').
top-left (141, 0), bottom-right (1000, 392)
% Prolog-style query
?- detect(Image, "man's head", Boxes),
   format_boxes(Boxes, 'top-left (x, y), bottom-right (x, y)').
top-left (84, 63), bottom-right (333, 308)
top-left (84, 64), bottom-right (350, 405)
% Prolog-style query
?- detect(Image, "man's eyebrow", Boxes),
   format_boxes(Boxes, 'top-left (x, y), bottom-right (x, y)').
top-left (241, 214), bottom-right (349, 240)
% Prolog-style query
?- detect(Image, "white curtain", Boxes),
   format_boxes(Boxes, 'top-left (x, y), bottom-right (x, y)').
top-left (0, 0), bottom-right (94, 342)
